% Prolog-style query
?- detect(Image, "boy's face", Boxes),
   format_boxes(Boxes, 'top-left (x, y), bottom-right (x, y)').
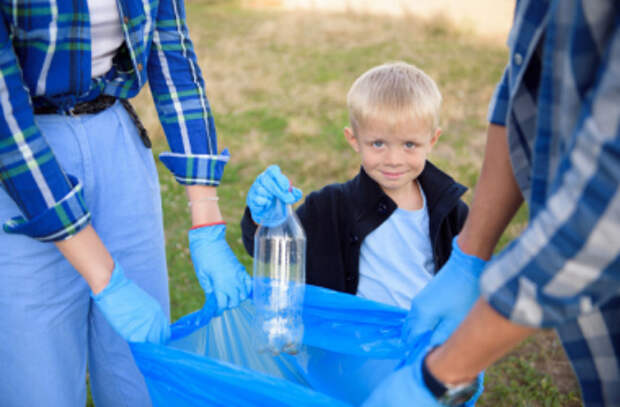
top-left (345, 118), bottom-right (440, 197)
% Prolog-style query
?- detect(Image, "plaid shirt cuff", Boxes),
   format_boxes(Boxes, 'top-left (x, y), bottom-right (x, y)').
top-left (3, 175), bottom-right (91, 242)
top-left (159, 148), bottom-right (230, 186)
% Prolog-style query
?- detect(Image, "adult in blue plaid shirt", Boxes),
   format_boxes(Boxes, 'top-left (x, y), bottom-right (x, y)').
top-left (0, 1), bottom-right (249, 406)
top-left (364, 1), bottom-right (620, 406)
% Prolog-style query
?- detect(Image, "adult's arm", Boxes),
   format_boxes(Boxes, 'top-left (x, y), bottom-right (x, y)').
top-left (429, 22), bottom-right (620, 385)
top-left (147, 0), bottom-right (229, 225)
top-left (148, 0), bottom-right (228, 196)
top-left (0, 17), bottom-right (90, 242)
top-left (55, 225), bottom-right (114, 294)
top-left (457, 122), bottom-right (523, 260)
top-left (0, 16), bottom-right (118, 292)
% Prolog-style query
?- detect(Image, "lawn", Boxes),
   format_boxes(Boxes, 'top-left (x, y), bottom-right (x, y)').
top-left (126, 1), bottom-right (583, 405)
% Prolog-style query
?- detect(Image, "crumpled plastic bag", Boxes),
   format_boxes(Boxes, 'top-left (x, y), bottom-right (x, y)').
top-left (131, 283), bottom-right (476, 406)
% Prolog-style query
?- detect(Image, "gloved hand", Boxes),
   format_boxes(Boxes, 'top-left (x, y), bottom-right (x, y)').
top-left (92, 262), bottom-right (170, 344)
top-left (189, 223), bottom-right (252, 314)
top-left (363, 336), bottom-right (483, 407)
top-left (402, 237), bottom-right (487, 347)
top-left (247, 165), bottom-right (302, 226)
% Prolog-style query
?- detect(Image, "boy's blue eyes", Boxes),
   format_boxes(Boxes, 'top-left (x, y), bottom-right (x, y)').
top-left (370, 141), bottom-right (416, 148)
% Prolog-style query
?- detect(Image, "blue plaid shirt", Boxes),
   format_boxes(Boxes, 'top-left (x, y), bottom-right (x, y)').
top-left (480, 1), bottom-right (620, 405)
top-left (0, 0), bottom-right (228, 242)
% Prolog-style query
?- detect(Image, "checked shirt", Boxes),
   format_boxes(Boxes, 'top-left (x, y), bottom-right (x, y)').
top-left (481, 1), bottom-right (620, 405)
top-left (0, 0), bottom-right (228, 242)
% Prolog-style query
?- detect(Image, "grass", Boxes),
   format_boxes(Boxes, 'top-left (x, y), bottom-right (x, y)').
top-left (109, 1), bottom-right (583, 405)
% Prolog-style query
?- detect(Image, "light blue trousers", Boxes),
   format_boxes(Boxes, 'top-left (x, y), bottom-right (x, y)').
top-left (0, 102), bottom-right (170, 407)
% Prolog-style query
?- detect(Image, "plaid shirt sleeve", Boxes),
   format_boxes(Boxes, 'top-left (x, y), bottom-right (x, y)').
top-left (148, 0), bottom-right (228, 186)
top-left (0, 18), bottom-right (90, 242)
top-left (480, 23), bottom-right (620, 328)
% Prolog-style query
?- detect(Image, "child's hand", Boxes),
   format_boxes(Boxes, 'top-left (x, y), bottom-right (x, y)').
top-left (246, 165), bottom-right (302, 225)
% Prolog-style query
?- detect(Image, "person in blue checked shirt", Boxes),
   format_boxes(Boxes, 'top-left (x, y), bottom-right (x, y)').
top-left (0, 1), bottom-right (250, 406)
top-left (362, 1), bottom-right (620, 406)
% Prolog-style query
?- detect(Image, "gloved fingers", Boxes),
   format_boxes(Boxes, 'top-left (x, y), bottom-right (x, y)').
top-left (250, 183), bottom-right (275, 204)
top-left (234, 272), bottom-right (250, 301)
top-left (401, 305), bottom-right (438, 345)
top-left (196, 272), bottom-right (214, 294)
top-left (242, 272), bottom-right (253, 297)
top-left (290, 187), bottom-right (303, 203)
top-left (260, 172), bottom-right (293, 202)
top-left (214, 290), bottom-right (229, 315)
top-left (226, 284), bottom-right (241, 308)
top-left (263, 165), bottom-right (290, 190)
top-left (261, 167), bottom-right (301, 204)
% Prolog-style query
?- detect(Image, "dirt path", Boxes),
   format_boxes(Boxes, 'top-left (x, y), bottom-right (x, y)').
top-left (244, 0), bottom-right (514, 43)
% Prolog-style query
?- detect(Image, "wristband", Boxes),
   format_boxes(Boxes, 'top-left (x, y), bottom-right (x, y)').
top-left (188, 196), bottom-right (219, 207)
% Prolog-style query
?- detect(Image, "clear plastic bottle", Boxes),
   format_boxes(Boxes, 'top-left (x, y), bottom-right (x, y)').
top-left (253, 200), bottom-right (306, 355)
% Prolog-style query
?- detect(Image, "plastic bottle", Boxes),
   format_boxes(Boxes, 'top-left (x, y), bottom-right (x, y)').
top-left (253, 200), bottom-right (306, 355)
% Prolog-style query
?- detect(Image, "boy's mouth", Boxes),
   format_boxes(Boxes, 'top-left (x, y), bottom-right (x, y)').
top-left (381, 170), bottom-right (404, 179)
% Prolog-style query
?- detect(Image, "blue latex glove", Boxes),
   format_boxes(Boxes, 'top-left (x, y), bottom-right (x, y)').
top-left (92, 262), bottom-right (170, 344)
top-left (189, 223), bottom-right (252, 314)
top-left (363, 336), bottom-right (484, 407)
top-left (402, 237), bottom-right (487, 347)
top-left (247, 165), bottom-right (302, 226)
top-left (362, 364), bottom-right (442, 407)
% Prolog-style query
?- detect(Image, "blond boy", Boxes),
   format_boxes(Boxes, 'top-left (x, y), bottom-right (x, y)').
top-left (242, 62), bottom-right (468, 309)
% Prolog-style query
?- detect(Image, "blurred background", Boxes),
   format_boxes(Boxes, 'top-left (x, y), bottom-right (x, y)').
top-left (131, 1), bottom-right (583, 405)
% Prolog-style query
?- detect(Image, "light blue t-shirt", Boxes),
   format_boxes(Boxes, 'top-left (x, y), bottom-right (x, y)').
top-left (356, 187), bottom-right (435, 309)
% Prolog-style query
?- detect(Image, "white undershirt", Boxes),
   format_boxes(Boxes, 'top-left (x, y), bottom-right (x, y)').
top-left (356, 186), bottom-right (435, 309)
top-left (88, 0), bottom-right (125, 78)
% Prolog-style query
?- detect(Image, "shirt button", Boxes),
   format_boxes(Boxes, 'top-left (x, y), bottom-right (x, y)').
top-left (350, 234), bottom-right (359, 244)
top-left (514, 52), bottom-right (523, 66)
top-left (123, 16), bottom-right (129, 24)
top-left (137, 63), bottom-right (143, 71)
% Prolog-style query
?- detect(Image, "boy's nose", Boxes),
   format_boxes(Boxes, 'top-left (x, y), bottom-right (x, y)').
top-left (385, 149), bottom-right (402, 166)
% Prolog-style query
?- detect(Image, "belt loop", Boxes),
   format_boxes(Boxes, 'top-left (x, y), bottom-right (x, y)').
top-left (120, 99), bottom-right (152, 148)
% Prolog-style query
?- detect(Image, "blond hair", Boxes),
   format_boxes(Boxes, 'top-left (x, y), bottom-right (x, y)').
top-left (347, 62), bottom-right (442, 134)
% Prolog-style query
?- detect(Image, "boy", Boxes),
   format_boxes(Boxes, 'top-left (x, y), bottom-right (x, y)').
top-left (241, 62), bottom-right (468, 309)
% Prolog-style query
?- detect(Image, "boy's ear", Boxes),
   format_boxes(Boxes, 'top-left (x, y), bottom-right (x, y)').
top-left (344, 127), bottom-right (360, 152)
top-left (429, 127), bottom-right (441, 148)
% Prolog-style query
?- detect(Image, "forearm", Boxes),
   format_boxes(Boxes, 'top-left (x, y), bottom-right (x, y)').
top-left (457, 123), bottom-right (523, 260)
top-left (426, 298), bottom-right (537, 384)
top-left (186, 185), bottom-right (224, 226)
top-left (54, 225), bottom-right (114, 294)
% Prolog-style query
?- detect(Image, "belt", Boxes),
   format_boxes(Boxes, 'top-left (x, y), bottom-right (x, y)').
top-left (33, 94), bottom-right (118, 116)
top-left (32, 95), bottom-right (151, 148)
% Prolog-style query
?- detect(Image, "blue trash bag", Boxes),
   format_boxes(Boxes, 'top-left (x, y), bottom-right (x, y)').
top-left (131, 284), bottom-right (482, 406)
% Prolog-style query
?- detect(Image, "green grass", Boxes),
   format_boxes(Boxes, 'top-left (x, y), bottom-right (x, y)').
top-left (94, 1), bottom-right (584, 406)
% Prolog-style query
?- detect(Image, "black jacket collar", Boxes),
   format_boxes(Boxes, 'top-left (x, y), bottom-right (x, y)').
top-left (350, 162), bottom-right (467, 231)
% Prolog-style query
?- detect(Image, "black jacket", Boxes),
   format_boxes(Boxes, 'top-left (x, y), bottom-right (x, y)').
top-left (241, 162), bottom-right (468, 295)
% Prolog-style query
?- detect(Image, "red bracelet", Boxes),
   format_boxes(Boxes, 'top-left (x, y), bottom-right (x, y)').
top-left (190, 221), bottom-right (226, 230)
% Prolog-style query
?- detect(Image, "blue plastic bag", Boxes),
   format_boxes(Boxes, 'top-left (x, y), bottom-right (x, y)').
top-left (131, 284), bottom-right (480, 406)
